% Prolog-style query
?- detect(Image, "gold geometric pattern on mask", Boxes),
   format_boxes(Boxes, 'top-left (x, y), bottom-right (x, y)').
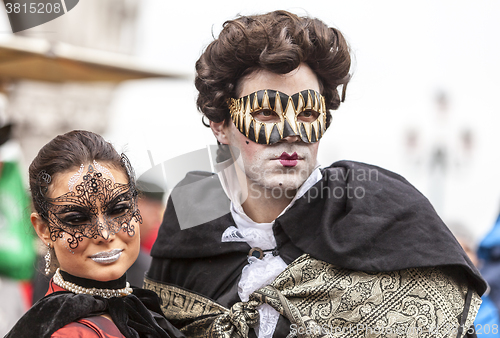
top-left (229, 89), bottom-right (327, 144)
top-left (145, 254), bottom-right (481, 338)
top-left (37, 160), bottom-right (141, 249)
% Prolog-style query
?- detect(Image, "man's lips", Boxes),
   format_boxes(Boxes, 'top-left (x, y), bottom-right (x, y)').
top-left (279, 152), bottom-right (298, 160)
top-left (278, 152), bottom-right (299, 167)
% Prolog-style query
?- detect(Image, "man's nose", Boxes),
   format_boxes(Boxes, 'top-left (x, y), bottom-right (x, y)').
top-left (280, 134), bottom-right (301, 143)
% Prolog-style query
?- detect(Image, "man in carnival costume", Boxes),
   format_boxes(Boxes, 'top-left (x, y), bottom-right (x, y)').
top-left (146, 10), bottom-right (486, 338)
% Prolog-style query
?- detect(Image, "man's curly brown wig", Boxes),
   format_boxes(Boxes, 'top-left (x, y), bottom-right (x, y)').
top-left (195, 10), bottom-right (352, 128)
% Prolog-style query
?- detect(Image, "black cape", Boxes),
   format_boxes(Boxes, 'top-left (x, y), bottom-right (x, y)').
top-left (148, 160), bottom-right (486, 334)
top-left (5, 287), bottom-right (184, 338)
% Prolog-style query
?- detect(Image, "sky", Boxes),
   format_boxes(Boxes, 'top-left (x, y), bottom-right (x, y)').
top-left (1, 0), bottom-right (500, 241)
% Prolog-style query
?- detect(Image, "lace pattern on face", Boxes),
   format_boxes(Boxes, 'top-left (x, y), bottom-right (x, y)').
top-left (35, 155), bottom-right (142, 249)
top-left (67, 164), bottom-right (84, 192)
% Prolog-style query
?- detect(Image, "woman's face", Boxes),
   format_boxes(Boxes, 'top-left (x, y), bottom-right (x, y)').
top-left (39, 163), bottom-right (141, 282)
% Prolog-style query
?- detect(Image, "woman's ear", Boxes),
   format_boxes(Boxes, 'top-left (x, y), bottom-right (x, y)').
top-left (31, 213), bottom-right (51, 245)
top-left (210, 120), bottom-right (229, 145)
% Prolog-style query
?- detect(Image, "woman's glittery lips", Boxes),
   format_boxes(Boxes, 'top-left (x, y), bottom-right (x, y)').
top-left (278, 152), bottom-right (299, 167)
top-left (90, 249), bottom-right (123, 264)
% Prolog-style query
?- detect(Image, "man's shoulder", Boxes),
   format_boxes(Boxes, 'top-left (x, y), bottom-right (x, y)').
top-left (323, 160), bottom-right (408, 181)
top-left (322, 160), bottom-right (420, 194)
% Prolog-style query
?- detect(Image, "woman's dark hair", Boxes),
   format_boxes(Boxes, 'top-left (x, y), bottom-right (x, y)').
top-left (28, 130), bottom-right (124, 216)
top-left (195, 10), bottom-right (352, 127)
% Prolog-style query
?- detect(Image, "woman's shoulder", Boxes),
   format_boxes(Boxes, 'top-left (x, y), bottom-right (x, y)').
top-left (52, 316), bottom-right (124, 338)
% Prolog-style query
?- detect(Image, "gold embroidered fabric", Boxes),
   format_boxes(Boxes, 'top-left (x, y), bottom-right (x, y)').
top-left (144, 254), bottom-right (481, 338)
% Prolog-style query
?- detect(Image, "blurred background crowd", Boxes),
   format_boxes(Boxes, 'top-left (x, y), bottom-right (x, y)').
top-left (0, 0), bottom-right (500, 335)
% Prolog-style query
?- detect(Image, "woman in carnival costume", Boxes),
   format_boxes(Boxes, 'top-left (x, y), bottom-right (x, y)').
top-left (6, 130), bottom-right (184, 338)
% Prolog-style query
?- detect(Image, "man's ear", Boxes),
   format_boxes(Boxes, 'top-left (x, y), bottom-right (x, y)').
top-left (31, 213), bottom-right (51, 245)
top-left (210, 120), bottom-right (229, 145)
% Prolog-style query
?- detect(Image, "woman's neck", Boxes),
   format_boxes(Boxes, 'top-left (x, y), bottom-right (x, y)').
top-left (59, 269), bottom-right (127, 289)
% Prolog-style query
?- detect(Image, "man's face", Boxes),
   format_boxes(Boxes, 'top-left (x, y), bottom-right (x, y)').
top-left (214, 63), bottom-right (321, 196)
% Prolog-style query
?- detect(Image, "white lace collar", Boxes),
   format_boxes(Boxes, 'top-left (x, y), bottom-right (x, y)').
top-left (221, 167), bottom-right (322, 249)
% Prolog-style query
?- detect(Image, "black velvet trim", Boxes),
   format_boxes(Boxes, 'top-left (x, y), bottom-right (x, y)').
top-left (5, 284), bottom-right (184, 338)
top-left (60, 269), bottom-right (127, 289)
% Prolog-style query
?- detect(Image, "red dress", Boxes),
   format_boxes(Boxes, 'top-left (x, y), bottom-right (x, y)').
top-left (46, 281), bottom-right (125, 338)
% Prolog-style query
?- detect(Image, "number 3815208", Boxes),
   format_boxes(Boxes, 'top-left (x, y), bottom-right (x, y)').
top-left (5, 2), bottom-right (62, 14)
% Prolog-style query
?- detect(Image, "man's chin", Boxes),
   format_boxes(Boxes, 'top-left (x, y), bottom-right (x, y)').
top-left (249, 177), bottom-right (306, 193)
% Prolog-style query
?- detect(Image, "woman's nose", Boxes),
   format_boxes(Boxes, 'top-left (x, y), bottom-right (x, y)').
top-left (97, 224), bottom-right (116, 242)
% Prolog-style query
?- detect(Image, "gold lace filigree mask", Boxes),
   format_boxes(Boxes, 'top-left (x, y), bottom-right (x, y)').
top-left (228, 89), bottom-right (327, 144)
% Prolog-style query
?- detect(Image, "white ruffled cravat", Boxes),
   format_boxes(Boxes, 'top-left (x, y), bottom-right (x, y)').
top-left (220, 167), bottom-right (322, 338)
top-left (223, 223), bottom-right (288, 338)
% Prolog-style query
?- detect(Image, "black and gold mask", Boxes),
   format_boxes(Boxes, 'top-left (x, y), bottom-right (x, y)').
top-left (228, 89), bottom-right (327, 144)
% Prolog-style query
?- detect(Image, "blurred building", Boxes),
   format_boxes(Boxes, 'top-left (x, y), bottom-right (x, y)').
top-left (0, 0), bottom-right (180, 166)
